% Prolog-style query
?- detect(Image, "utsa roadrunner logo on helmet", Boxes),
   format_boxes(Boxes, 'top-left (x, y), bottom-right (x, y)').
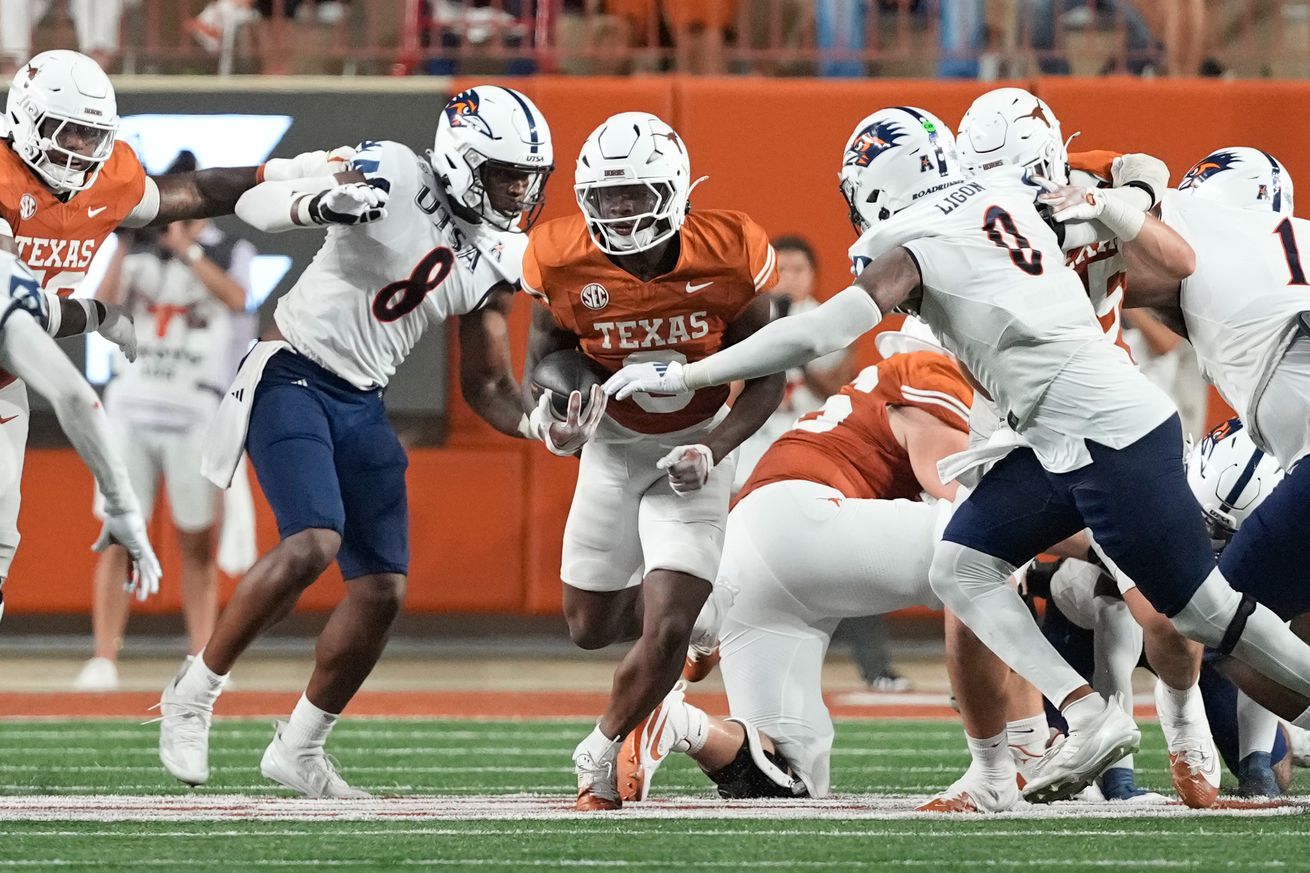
top-left (845, 121), bottom-right (906, 169)
top-left (444, 90), bottom-right (495, 139)
top-left (1179, 151), bottom-right (1241, 190)
top-left (1186, 416), bottom-right (1284, 545)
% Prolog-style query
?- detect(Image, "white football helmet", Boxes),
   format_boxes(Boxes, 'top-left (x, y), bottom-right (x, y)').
top-left (431, 85), bottom-right (553, 232)
top-left (1187, 416), bottom-right (1284, 549)
top-left (1177, 147), bottom-right (1294, 215)
top-left (5, 50), bottom-right (119, 194)
top-left (574, 112), bottom-right (693, 255)
top-left (957, 87), bottom-right (1069, 185)
top-left (839, 106), bottom-right (961, 235)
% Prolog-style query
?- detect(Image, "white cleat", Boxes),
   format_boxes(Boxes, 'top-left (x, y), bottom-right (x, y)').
top-left (260, 721), bottom-right (371, 799)
top-left (1283, 722), bottom-right (1310, 769)
top-left (1153, 680), bottom-right (1220, 809)
top-left (574, 738), bottom-right (621, 811)
top-left (1022, 696), bottom-right (1140, 804)
top-left (73, 657), bottom-right (120, 692)
top-left (919, 768), bottom-right (1022, 813)
top-left (155, 659), bottom-right (215, 787)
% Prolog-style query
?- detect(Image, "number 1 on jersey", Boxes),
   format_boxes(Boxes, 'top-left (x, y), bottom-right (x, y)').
top-left (1274, 218), bottom-right (1308, 286)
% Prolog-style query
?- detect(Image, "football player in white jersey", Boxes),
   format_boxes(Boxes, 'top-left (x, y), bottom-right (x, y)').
top-left (156, 85), bottom-right (581, 797)
top-left (940, 87), bottom-right (1221, 809)
top-left (1101, 146), bottom-right (1310, 725)
top-left (606, 105), bottom-right (1310, 807)
top-left (0, 251), bottom-right (159, 625)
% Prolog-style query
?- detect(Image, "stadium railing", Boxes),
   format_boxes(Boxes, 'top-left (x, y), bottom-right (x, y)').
top-left (12, 0), bottom-right (1308, 79)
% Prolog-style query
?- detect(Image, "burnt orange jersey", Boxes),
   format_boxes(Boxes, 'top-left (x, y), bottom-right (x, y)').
top-left (0, 139), bottom-right (147, 296)
top-left (738, 352), bottom-right (972, 502)
top-left (524, 209), bottom-right (777, 433)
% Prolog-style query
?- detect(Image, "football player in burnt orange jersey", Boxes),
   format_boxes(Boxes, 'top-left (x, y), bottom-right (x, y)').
top-left (521, 112), bottom-right (785, 810)
top-left (615, 330), bottom-right (974, 803)
top-left (0, 49), bottom-right (307, 603)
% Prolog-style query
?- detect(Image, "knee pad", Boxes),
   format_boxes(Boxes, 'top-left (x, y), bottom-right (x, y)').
top-left (705, 719), bottom-right (807, 800)
top-left (929, 541), bottom-right (1016, 609)
top-left (1169, 570), bottom-right (1244, 650)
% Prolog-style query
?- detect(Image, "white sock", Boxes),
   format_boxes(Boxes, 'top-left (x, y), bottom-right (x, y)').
top-left (177, 648), bottom-right (229, 700)
top-left (577, 724), bottom-right (621, 762)
top-left (966, 730), bottom-right (1014, 782)
top-left (1156, 681), bottom-right (1206, 728)
top-left (1062, 692), bottom-right (1108, 730)
top-left (1006, 714), bottom-right (1049, 757)
top-left (679, 703), bottom-right (710, 755)
top-left (281, 694), bottom-right (338, 750)
top-left (1237, 692), bottom-right (1278, 759)
top-left (1113, 753), bottom-right (1135, 772)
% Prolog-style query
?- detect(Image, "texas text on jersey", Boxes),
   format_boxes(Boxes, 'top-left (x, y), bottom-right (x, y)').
top-left (738, 351), bottom-right (972, 503)
top-left (0, 139), bottom-right (146, 296)
top-left (523, 209), bottom-right (776, 433)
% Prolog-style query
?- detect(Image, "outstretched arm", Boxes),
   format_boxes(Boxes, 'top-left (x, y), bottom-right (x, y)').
top-left (604, 248), bottom-right (918, 398)
top-left (701, 296), bottom-right (785, 464)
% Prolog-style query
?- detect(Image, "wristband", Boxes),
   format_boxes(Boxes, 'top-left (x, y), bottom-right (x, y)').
top-left (42, 289), bottom-right (61, 337)
top-left (516, 412), bottom-right (535, 440)
top-left (183, 243), bottom-right (204, 265)
top-left (1096, 189), bottom-right (1147, 242)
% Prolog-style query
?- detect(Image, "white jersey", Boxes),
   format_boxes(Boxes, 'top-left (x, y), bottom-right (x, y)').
top-left (1162, 193), bottom-right (1310, 449)
top-left (850, 172), bottom-right (1173, 472)
top-left (274, 140), bottom-right (525, 390)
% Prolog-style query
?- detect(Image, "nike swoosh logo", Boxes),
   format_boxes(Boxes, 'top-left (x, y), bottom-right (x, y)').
top-left (0, 415), bottom-right (18, 424)
top-left (87, 206), bottom-right (107, 218)
top-left (685, 281), bottom-right (714, 294)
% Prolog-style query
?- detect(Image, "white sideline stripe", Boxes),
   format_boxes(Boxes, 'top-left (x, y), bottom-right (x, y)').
top-left (1, 827), bottom-right (1294, 839)
top-left (0, 793), bottom-right (1303, 822)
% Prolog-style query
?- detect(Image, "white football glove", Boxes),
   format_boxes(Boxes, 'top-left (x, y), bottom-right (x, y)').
top-left (1110, 153), bottom-right (1170, 206)
top-left (307, 182), bottom-right (389, 226)
top-left (261, 145), bottom-right (357, 182)
top-left (93, 509), bottom-right (163, 602)
top-left (603, 360), bottom-right (688, 401)
top-left (530, 383), bottom-right (607, 456)
top-left (97, 304), bottom-right (138, 363)
top-left (1035, 177), bottom-right (1104, 224)
top-left (657, 444), bottom-right (714, 496)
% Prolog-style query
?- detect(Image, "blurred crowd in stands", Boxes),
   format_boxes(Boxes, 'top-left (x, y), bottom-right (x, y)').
top-left (0, 1), bottom-right (1299, 79)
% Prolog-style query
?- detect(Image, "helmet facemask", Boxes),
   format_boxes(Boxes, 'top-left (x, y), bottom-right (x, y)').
top-left (20, 110), bottom-right (116, 194)
top-left (459, 150), bottom-right (552, 232)
top-left (576, 178), bottom-right (680, 255)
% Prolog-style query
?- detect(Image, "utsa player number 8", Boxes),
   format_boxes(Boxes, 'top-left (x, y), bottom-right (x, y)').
top-left (983, 206), bottom-right (1043, 276)
top-left (371, 246), bottom-right (456, 323)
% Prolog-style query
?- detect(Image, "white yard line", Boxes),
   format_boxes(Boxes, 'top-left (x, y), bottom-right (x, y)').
top-left (0, 793), bottom-right (1303, 822)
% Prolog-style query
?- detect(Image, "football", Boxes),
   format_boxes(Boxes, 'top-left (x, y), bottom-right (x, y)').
top-left (530, 349), bottom-right (606, 419)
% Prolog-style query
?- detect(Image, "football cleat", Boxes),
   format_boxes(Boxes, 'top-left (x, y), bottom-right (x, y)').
top-left (1153, 680), bottom-right (1220, 808)
top-left (73, 656), bottom-right (119, 692)
top-left (1284, 722), bottom-right (1310, 768)
top-left (260, 721), bottom-right (370, 799)
top-left (574, 734), bottom-right (622, 811)
top-left (1022, 695), bottom-right (1140, 804)
top-left (617, 681), bottom-right (693, 801)
top-left (1097, 765), bottom-right (1165, 802)
top-left (682, 643), bottom-right (720, 683)
top-left (918, 768), bottom-right (1022, 813)
top-left (154, 660), bottom-right (216, 787)
top-left (1236, 751), bottom-right (1282, 798)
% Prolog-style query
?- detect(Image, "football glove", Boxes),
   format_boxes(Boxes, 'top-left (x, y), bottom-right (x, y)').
top-left (1111, 153), bottom-right (1170, 208)
top-left (261, 146), bottom-right (357, 182)
top-left (96, 304), bottom-right (138, 363)
top-left (530, 383), bottom-right (607, 456)
top-left (93, 509), bottom-right (163, 602)
top-left (657, 444), bottom-right (714, 496)
top-left (603, 359), bottom-right (688, 401)
top-left (307, 182), bottom-right (389, 226)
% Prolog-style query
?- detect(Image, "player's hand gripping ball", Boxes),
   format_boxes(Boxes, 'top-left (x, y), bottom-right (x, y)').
top-left (529, 350), bottom-right (608, 456)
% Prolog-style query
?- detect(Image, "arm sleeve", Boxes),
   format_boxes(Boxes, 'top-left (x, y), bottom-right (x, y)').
top-left (0, 314), bottom-right (139, 516)
top-left (743, 219), bottom-right (777, 292)
top-left (1068, 150), bottom-right (1121, 181)
top-left (234, 175), bottom-right (340, 233)
top-left (120, 176), bottom-right (160, 229)
top-left (896, 357), bottom-right (974, 431)
top-left (682, 285), bottom-right (882, 389)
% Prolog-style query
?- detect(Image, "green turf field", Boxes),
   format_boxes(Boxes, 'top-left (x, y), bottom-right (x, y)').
top-left (0, 718), bottom-right (1304, 871)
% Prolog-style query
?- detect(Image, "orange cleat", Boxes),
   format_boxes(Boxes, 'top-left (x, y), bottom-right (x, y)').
top-left (1168, 745), bottom-right (1221, 809)
top-left (682, 644), bottom-right (720, 683)
top-left (916, 792), bottom-right (980, 813)
top-left (617, 682), bottom-right (689, 802)
top-left (575, 787), bottom-right (621, 811)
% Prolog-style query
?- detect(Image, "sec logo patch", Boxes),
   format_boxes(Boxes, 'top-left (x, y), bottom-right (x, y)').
top-left (19, 194), bottom-right (36, 220)
top-left (580, 283), bottom-right (609, 311)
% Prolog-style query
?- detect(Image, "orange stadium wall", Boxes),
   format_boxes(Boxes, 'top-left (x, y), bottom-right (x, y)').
top-left (12, 75), bottom-right (1303, 618)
